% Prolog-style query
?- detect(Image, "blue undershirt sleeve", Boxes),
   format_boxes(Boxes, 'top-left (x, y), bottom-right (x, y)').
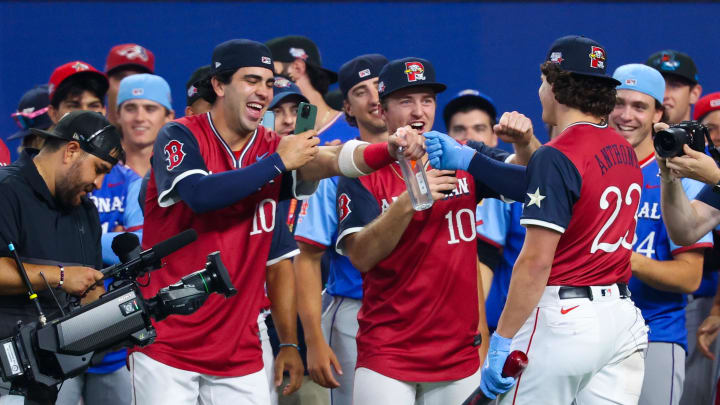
top-left (466, 152), bottom-right (527, 202)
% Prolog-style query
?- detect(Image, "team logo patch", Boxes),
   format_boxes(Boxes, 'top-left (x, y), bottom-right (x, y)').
top-left (164, 140), bottom-right (186, 170)
top-left (132, 88), bottom-right (144, 96)
top-left (117, 45), bottom-right (149, 62)
top-left (459, 89), bottom-right (480, 97)
top-left (21, 107), bottom-right (36, 114)
top-left (338, 193), bottom-right (352, 222)
top-left (289, 47), bottom-right (308, 60)
top-left (72, 62), bottom-right (89, 72)
top-left (550, 52), bottom-right (563, 64)
top-left (378, 81), bottom-right (386, 93)
top-left (588, 46), bottom-right (606, 69)
top-left (711, 99), bottom-right (720, 108)
top-left (625, 78), bottom-right (637, 86)
top-left (660, 52), bottom-right (679, 71)
top-left (261, 56), bottom-right (272, 65)
top-left (404, 62), bottom-right (425, 82)
top-left (187, 85), bottom-right (198, 98)
top-left (274, 77), bottom-right (292, 88)
top-left (358, 68), bottom-right (371, 78)
top-left (215, 61), bottom-right (222, 68)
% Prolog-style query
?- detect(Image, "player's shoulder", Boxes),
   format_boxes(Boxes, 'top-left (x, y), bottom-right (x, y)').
top-left (111, 164), bottom-right (141, 182)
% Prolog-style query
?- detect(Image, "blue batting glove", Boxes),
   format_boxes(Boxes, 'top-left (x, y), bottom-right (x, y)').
top-left (423, 131), bottom-right (476, 170)
top-left (480, 332), bottom-right (517, 399)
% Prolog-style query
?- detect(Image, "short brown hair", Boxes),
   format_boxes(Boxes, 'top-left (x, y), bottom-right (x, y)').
top-left (540, 61), bottom-right (616, 118)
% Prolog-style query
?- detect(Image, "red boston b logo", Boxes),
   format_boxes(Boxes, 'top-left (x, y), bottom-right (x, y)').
top-left (164, 140), bottom-right (186, 170)
top-left (338, 193), bottom-right (352, 222)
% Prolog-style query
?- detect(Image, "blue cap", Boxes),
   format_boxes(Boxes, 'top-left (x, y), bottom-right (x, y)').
top-left (9, 84), bottom-right (52, 141)
top-left (117, 73), bottom-right (173, 111)
top-left (268, 77), bottom-right (308, 109)
top-left (377, 57), bottom-right (446, 99)
top-left (338, 54), bottom-right (388, 98)
top-left (443, 89), bottom-right (498, 128)
top-left (612, 63), bottom-right (666, 105)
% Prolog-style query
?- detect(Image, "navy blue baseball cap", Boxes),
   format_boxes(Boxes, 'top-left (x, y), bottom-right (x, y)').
top-left (268, 76), bottom-right (308, 109)
top-left (546, 35), bottom-right (620, 85)
top-left (443, 89), bottom-right (498, 128)
top-left (645, 50), bottom-right (699, 85)
top-left (265, 35), bottom-right (338, 84)
top-left (377, 57), bottom-right (446, 99)
top-left (9, 85), bottom-right (53, 141)
top-left (338, 54), bottom-right (388, 98)
top-left (211, 39), bottom-right (275, 76)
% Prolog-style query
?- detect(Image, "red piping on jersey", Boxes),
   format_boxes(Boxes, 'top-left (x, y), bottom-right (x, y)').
top-left (511, 308), bottom-right (540, 405)
top-left (638, 152), bottom-right (655, 168)
top-left (125, 225), bottom-right (143, 232)
top-left (672, 242), bottom-right (713, 256)
top-left (317, 111), bottom-right (343, 135)
top-left (294, 235), bottom-right (328, 250)
top-left (477, 234), bottom-right (502, 249)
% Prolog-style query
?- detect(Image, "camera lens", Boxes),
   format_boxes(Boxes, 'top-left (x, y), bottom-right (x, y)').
top-left (654, 127), bottom-right (688, 158)
top-left (302, 105), bottom-right (310, 118)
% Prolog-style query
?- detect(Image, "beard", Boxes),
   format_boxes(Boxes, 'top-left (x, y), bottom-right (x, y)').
top-left (55, 160), bottom-right (91, 209)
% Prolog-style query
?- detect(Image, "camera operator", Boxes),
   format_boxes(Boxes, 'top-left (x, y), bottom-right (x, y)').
top-left (0, 110), bottom-right (122, 404)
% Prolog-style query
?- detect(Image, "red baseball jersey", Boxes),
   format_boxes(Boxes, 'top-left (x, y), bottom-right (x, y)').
top-left (335, 163), bottom-right (494, 382)
top-left (519, 122), bottom-right (643, 286)
top-left (138, 112), bottom-right (306, 376)
top-left (0, 139), bottom-right (10, 166)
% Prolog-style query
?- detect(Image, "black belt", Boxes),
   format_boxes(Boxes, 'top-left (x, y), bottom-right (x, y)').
top-left (558, 283), bottom-right (630, 301)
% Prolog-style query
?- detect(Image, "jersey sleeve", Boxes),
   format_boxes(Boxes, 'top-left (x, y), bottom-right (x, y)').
top-left (466, 141), bottom-right (511, 162)
top-left (519, 146), bottom-right (582, 233)
top-left (476, 198), bottom-right (510, 249)
top-left (267, 201), bottom-right (299, 266)
top-left (294, 178), bottom-right (337, 249)
top-left (335, 177), bottom-right (381, 255)
top-left (278, 170), bottom-right (319, 202)
top-left (671, 178), bottom-right (714, 254)
top-left (153, 122), bottom-right (210, 207)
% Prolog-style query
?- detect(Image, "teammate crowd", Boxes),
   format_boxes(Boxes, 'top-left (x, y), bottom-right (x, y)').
top-left (4, 33), bottom-right (720, 405)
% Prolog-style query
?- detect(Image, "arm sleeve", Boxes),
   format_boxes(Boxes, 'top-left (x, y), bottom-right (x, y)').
top-left (267, 200), bottom-right (299, 266)
top-left (294, 178), bottom-right (338, 249)
top-left (519, 146), bottom-right (582, 233)
top-left (335, 177), bottom-right (382, 255)
top-left (466, 153), bottom-right (527, 202)
top-left (466, 141), bottom-right (511, 162)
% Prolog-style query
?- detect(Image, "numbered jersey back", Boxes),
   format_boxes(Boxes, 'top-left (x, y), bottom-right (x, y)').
top-left (521, 123), bottom-right (643, 286)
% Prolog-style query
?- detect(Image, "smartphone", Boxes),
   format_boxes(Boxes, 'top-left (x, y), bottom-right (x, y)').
top-left (262, 110), bottom-right (275, 132)
top-left (294, 102), bottom-right (317, 134)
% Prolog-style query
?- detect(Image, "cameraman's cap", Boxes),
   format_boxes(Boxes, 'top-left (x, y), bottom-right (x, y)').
top-left (48, 61), bottom-right (109, 104)
top-left (186, 65), bottom-right (213, 106)
top-left (377, 57), bottom-right (446, 99)
top-left (645, 50), bottom-right (698, 85)
top-left (269, 77), bottom-right (308, 109)
top-left (9, 85), bottom-right (53, 141)
top-left (338, 54), bottom-right (389, 98)
top-left (545, 35), bottom-right (620, 85)
top-left (117, 73), bottom-right (173, 111)
top-left (443, 89), bottom-right (498, 129)
top-left (612, 64), bottom-right (665, 105)
top-left (693, 92), bottom-right (720, 121)
top-left (211, 39), bottom-right (275, 76)
top-left (105, 43), bottom-right (155, 76)
top-left (31, 111), bottom-right (123, 165)
top-left (265, 35), bottom-right (338, 84)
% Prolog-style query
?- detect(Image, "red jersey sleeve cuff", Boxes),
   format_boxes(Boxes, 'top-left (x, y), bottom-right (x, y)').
top-left (294, 235), bottom-right (328, 250)
top-left (672, 242), bottom-right (713, 256)
top-left (477, 234), bottom-right (502, 250)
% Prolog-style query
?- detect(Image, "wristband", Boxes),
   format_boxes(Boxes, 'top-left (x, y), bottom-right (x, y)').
top-left (279, 343), bottom-right (299, 351)
top-left (58, 265), bottom-right (64, 287)
top-left (339, 140), bottom-right (370, 177)
top-left (363, 142), bottom-right (394, 170)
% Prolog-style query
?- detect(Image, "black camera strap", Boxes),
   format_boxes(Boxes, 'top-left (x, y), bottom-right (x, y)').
top-left (703, 131), bottom-right (720, 164)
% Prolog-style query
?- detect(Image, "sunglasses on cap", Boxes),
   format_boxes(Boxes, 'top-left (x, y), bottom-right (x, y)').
top-left (11, 107), bottom-right (49, 130)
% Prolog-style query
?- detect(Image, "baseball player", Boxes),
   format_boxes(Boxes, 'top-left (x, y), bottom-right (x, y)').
top-left (335, 56), bottom-right (519, 405)
top-left (104, 43), bottom-right (155, 125)
top-left (9, 85), bottom-right (52, 156)
top-left (428, 35), bottom-right (649, 404)
top-left (609, 63), bottom-right (712, 405)
top-left (185, 65), bottom-right (213, 117)
top-left (132, 39), bottom-right (423, 404)
top-left (645, 49), bottom-right (702, 125)
top-left (294, 53), bottom-right (387, 405)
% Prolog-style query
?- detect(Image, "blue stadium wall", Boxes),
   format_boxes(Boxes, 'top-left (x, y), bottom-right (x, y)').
top-left (1, 1), bottom-right (718, 157)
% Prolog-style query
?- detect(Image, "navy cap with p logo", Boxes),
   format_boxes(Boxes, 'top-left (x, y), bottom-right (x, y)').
top-left (546, 35), bottom-right (620, 85)
top-left (377, 57), bottom-right (447, 99)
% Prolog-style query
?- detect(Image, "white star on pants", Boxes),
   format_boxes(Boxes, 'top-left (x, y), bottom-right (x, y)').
top-left (527, 187), bottom-right (546, 208)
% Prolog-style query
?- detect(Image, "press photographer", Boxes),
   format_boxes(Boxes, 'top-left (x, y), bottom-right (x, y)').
top-left (0, 111), bottom-right (121, 404)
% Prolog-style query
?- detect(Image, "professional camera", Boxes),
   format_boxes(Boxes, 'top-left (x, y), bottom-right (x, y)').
top-left (653, 120), bottom-right (710, 158)
top-left (0, 229), bottom-right (237, 395)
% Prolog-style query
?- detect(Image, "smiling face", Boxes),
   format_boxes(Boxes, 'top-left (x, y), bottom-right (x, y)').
top-left (118, 99), bottom-right (172, 149)
top-left (345, 77), bottom-right (386, 133)
top-left (215, 67), bottom-right (275, 136)
top-left (609, 89), bottom-right (663, 151)
top-left (272, 98), bottom-right (302, 137)
top-left (379, 86), bottom-right (436, 135)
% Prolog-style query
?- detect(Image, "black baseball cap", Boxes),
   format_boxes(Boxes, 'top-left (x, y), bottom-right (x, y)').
top-left (211, 39), bottom-right (275, 76)
top-left (338, 54), bottom-right (388, 98)
top-left (443, 89), bottom-right (498, 129)
top-left (377, 57), bottom-right (446, 99)
top-left (645, 50), bottom-right (699, 85)
top-left (545, 35), bottom-right (620, 85)
top-left (31, 111), bottom-right (123, 165)
top-left (186, 65), bottom-right (213, 106)
top-left (9, 85), bottom-right (53, 141)
top-left (265, 35), bottom-right (338, 84)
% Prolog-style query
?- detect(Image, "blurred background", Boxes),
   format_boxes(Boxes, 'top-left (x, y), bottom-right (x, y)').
top-left (1, 1), bottom-right (718, 157)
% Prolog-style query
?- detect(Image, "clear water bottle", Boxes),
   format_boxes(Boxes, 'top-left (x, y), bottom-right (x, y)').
top-left (396, 147), bottom-right (433, 211)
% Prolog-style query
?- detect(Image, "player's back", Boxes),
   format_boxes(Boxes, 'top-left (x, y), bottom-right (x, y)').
top-left (524, 122), bottom-right (642, 286)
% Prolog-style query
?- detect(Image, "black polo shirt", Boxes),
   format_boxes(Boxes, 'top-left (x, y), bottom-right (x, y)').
top-left (0, 150), bottom-right (102, 337)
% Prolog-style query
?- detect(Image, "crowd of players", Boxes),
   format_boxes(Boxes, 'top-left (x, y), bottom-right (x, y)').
top-left (3, 33), bottom-right (720, 405)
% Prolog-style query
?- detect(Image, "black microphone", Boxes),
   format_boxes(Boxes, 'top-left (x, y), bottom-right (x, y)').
top-left (102, 229), bottom-right (198, 278)
top-left (111, 233), bottom-right (141, 263)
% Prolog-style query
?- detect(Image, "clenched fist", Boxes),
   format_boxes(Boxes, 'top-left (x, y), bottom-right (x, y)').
top-left (494, 111), bottom-right (534, 145)
top-left (277, 130), bottom-right (320, 170)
